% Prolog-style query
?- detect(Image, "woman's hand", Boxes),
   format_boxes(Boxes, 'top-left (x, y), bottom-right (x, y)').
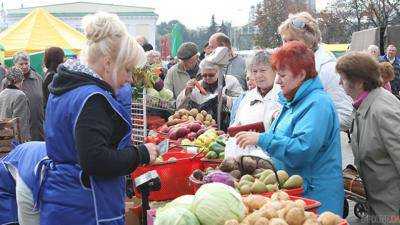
top-left (235, 131), bottom-right (260, 149)
top-left (185, 79), bottom-right (196, 96)
top-left (144, 143), bottom-right (159, 164)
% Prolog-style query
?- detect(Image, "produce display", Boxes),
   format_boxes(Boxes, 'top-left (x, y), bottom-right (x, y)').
top-left (228, 191), bottom-right (342, 225)
top-left (166, 108), bottom-right (216, 127)
top-left (191, 157), bottom-right (304, 195)
top-left (155, 183), bottom-right (247, 225)
top-left (153, 184), bottom-right (344, 225)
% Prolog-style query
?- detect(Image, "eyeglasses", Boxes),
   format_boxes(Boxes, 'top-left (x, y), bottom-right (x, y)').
top-left (202, 73), bottom-right (216, 78)
top-left (291, 18), bottom-right (314, 34)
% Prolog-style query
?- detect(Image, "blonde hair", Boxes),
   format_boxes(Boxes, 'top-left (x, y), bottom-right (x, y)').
top-left (278, 12), bottom-right (321, 51)
top-left (81, 12), bottom-right (145, 74)
top-left (379, 62), bottom-right (395, 83)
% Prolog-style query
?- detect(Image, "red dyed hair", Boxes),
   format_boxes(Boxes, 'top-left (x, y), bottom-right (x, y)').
top-left (270, 41), bottom-right (317, 79)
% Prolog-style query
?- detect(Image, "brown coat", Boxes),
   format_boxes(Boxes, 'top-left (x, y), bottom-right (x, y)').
top-left (351, 87), bottom-right (400, 222)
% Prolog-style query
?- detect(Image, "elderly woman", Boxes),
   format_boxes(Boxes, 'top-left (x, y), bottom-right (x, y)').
top-left (176, 59), bottom-right (243, 109)
top-left (0, 67), bottom-right (31, 141)
top-left (278, 12), bottom-right (353, 131)
top-left (39, 12), bottom-right (158, 225)
top-left (336, 52), bottom-right (400, 221)
top-left (379, 62), bottom-right (395, 92)
top-left (236, 41), bottom-right (344, 215)
top-left (230, 50), bottom-right (281, 129)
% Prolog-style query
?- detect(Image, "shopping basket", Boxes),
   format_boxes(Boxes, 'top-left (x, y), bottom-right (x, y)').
top-left (132, 150), bottom-right (202, 201)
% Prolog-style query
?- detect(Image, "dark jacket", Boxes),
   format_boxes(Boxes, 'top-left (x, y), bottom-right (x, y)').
top-left (49, 65), bottom-right (149, 178)
top-left (380, 55), bottom-right (400, 94)
top-left (42, 70), bottom-right (55, 111)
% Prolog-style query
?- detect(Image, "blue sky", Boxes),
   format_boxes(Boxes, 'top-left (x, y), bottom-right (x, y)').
top-left (4, 0), bottom-right (330, 29)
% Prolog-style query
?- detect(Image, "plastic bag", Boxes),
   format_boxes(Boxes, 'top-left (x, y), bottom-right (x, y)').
top-left (224, 137), bottom-right (270, 160)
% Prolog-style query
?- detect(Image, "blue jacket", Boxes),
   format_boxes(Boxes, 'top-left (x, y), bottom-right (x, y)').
top-left (257, 77), bottom-right (344, 215)
top-left (0, 141), bottom-right (47, 225)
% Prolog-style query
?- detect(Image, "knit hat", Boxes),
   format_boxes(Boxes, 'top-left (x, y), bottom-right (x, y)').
top-left (177, 42), bottom-right (198, 60)
top-left (6, 66), bottom-right (24, 83)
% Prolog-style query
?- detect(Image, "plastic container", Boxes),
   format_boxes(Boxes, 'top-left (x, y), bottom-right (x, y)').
top-left (287, 195), bottom-right (321, 213)
top-left (132, 151), bottom-right (202, 201)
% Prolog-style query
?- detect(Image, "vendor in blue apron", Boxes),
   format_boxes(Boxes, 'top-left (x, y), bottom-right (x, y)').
top-left (39, 12), bottom-right (159, 225)
top-left (235, 41), bottom-right (344, 216)
top-left (0, 141), bottom-right (47, 225)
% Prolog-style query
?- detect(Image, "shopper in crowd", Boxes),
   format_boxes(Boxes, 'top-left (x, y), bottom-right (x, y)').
top-left (136, 35), bottom-right (153, 52)
top-left (166, 55), bottom-right (176, 69)
top-left (230, 50), bottom-right (281, 129)
top-left (176, 58), bottom-right (242, 109)
top-left (380, 44), bottom-right (400, 96)
top-left (0, 142), bottom-right (47, 225)
top-left (42, 47), bottom-right (65, 111)
top-left (367, 44), bottom-right (380, 61)
top-left (199, 42), bottom-right (212, 61)
top-left (164, 42), bottom-right (200, 99)
top-left (39, 12), bottom-right (158, 225)
top-left (0, 52), bottom-right (44, 141)
top-left (236, 41), bottom-right (344, 215)
top-left (379, 62), bottom-right (395, 92)
top-left (0, 67), bottom-right (31, 141)
top-left (336, 52), bottom-right (400, 222)
top-left (278, 12), bottom-right (353, 131)
top-left (208, 32), bottom-right (247, 90)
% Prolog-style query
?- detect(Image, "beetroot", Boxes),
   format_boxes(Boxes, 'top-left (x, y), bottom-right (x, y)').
top-left (188, 122), bottom-right (202, 132)
top-left (176, 127), bottom-right (190, 138)
top-left (187, 132), bottom-right (197, 141)
top-left (168, 129), bottom-right (179, 140)
top-left (196, 128), bottom-right (207, 136)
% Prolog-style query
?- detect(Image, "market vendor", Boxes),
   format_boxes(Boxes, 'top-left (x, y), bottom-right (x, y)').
top-left (230, 50), bottom-right (281, 129)
top-left (235, 41), bottom-right (344, 215)
top-left (0, 141), bottom-right (47, 225)
top-left (39, 12), bottom-right (159, 225)
top-left (336, 52), bottom-right (400, 221)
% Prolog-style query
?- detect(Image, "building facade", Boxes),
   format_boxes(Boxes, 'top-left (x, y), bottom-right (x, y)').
top-left (5, 2), bottom-right (158, 46)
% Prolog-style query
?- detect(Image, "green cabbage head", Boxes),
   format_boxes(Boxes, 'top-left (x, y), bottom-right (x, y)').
top-left (154, 207), bottom-right (200, 225)
top-left (192, 183), bottom-right (246, 225)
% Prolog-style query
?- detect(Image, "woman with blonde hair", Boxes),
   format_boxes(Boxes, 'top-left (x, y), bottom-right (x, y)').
top-left (278, 12), bottom-right (353, 131)
top-left (39, 12), bottom-right (158, 225)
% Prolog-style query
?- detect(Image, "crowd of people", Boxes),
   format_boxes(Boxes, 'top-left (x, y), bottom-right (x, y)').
top-left (0, 9), bottom-right (399, 225)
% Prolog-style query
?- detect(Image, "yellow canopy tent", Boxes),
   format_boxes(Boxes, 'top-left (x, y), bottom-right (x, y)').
top-left (0, 8), bottom-right (86, 58)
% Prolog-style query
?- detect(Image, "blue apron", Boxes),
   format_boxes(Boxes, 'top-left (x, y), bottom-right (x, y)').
top-left (0, 141), bottom-right (47, 225)
top-left (40, 84), bottom-right (132, 225)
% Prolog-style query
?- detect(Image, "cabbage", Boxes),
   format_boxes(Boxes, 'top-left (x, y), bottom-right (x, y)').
top-left (159, 88), bottom-right (174, 101)
top-left (154, 207), bottom-right (200, 225)
top-left (193, 183), bottom-right (246, 225)
top-left (203, 171), bottom-right (235, 187)
top-left (161, 195), bottom-right (195, 212)
top-left (146, 88), bottom-right (160, 98)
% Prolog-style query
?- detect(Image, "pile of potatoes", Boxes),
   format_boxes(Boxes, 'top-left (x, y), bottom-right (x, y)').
top-left (167, 108), bottom-right (216, 127)
top-left (225, 191), bottom-right (342, 225)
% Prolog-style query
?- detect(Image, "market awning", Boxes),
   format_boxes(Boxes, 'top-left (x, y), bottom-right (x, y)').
top-left (0, 8), bottom-right (86, 57)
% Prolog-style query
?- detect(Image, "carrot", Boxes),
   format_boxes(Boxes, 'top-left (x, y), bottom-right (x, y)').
top-left (194, 81), bottom-right (207, 95)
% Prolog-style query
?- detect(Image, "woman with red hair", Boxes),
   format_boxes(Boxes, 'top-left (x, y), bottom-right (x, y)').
top-left (236, 41), bottom-right (344, 215)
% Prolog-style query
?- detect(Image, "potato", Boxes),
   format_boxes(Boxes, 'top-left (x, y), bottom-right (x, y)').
top-left (204, 120), bottom-right (211, 126)
top-left (188, 116), bottom-right (195, 122)
top-left (271, 191), bottom-right (289, 201)
top-left (254, 217), bottom-right (269, 225)
top-left (284, 207), bottom-right (305, 225)
top-left (303, 219), bottom-right (319, 225)
top-left (294, 199), bottom-right (306, 209)
top-left (211, 119), bottom-right (216, 125)
top-left (189, 108), bottom-right (199, 116)
top-left (201, 110), bottom-right (208, 116)
top-left (195, 113), bottom-right (205, 122)
top-left (259, 205), bottom-right (278, 219)
top-left (317, 212), bottom-right (340, 225)
top-left (168, 116), bottom-right (174, 122)
top-left (205, 114), bottom-right (213, 121)
top-left (268, 218), bottom-right (289, 225)
top-left (242, 211), bottom-right (262, 225)
top-left (224, 219), bottom-right (240, 225)
top-left (304, 212), bottom-right (318, 221)
top-left (243, 195), bottom-right (270, 212)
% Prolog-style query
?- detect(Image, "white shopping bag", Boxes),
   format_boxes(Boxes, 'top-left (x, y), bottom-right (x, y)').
top-left (224, 137), bottom-right (270, 160)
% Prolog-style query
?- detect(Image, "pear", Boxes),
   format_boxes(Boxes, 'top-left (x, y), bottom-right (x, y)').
top-left (266, 183), bottom-right (279, 192)
top-left (240, 174), bottom-right (255, 183)
top-left (283, 175), bottom-right (303, 189)
top-left (240, 184), bottom-right (252, 195)
top-left (263, 173), bottom-right (277, 185)
top-left (251, 179), bottom-right (268, 194)
top-left (277, 170), bottom-right (289, 184)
